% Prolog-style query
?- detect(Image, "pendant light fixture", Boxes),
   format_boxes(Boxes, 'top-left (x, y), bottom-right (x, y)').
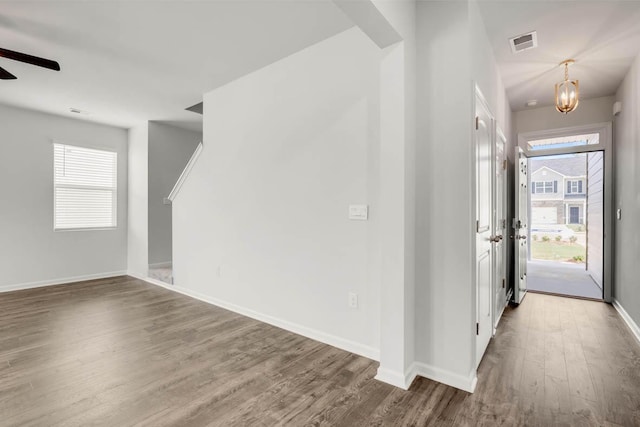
top-left (555, 59), bottom-right (579, 114)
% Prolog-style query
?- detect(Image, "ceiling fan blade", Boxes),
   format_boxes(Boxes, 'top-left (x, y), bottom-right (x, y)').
top-left (0, 47), bottom-right (60, 71)
top-left (0, 66), bottom-right (17, 80)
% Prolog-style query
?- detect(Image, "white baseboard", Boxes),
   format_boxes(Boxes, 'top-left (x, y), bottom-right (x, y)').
top-left (613, 299), bottom-right (640, 345)
top-left (130, 273), bottom-right (380, 362)
top-left (413, 362), bottom-right (477, 393)
top-left (375, 361), bottom-right (477, 393)
top-left (149, 262), bottom-right (172, 269)
top-left (493, 297), bottom-right (508, 335)
top-left (375, 365), bottom-right (416, 390)
top-left (0, 270), bottom-right (128, 293)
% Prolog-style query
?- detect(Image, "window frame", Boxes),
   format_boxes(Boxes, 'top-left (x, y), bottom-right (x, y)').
top-left (567, 179), bottom-right (583, 194)
top-left (53, 142), bottom-right (118, 232)
top-left (518, 122), bottom-right (613, 303)
top-left (533, 181), bottom-right (555, 194)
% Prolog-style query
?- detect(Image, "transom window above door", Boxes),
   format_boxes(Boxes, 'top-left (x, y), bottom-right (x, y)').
top-left (526, 133), bottom-right (599, 152)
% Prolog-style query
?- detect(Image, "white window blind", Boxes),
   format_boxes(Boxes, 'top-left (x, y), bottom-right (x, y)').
top-left (53, 143), bottom-right (117, 230)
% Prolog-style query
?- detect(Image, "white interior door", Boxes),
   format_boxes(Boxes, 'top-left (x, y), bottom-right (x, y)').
top-left (513, 147), bottom-right (528, 304)
top-left (493, 130), bottom-right (507, 330)
top-left (475, 91), bottom-right (493, 367)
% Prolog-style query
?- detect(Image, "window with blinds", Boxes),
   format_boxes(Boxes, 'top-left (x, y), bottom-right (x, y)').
top-left (53, 143), bottom-right (117, 230)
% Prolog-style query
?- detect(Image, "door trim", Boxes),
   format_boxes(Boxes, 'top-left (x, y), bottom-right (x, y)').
top-left (473, 83), bottom-right (495, 369)
top-left (517, 122), bottom-right (613, 303)
top-left (493, 126), bottom-right (507, 332)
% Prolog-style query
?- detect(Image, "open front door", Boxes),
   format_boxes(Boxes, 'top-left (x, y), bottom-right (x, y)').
top-left (513, 147), bottom-right (528, 304)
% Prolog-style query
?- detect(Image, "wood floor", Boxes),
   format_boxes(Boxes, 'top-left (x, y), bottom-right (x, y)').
top-left (1, 276), bottom-right (640, 426)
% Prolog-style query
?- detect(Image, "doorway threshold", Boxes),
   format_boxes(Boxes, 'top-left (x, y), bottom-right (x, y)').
top-left (527, 259), bottom-right (602, 299)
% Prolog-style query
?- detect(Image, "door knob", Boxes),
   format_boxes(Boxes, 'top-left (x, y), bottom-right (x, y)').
top-left (489, 235), bottom-right (503, 243)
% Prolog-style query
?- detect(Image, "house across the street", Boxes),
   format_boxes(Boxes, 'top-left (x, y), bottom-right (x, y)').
top-left (530, 154), bottom-right (587, 226)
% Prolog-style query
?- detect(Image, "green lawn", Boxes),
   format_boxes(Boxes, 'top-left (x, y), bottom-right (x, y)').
top-left (531, 240), bottom-right (585, 263)
top-left (566, 224), bottom-right (586, 232)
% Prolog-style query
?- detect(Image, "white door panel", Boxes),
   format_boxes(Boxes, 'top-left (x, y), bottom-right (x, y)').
top-left (493, 130), bottom-right (507, 330)
top-left (513, 147), bottom-right (528, 304)
top-left (475, 90), bottom-right (493, 367)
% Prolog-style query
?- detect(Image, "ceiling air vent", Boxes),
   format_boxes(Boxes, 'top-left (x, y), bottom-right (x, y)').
top-left (509, 31), bottom-right (537, 54)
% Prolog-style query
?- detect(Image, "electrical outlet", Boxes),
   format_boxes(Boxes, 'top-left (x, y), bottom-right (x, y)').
top-left (348, 292), bottom-right (358, 309)
top-left (348, 205), bottom-right (368, 221)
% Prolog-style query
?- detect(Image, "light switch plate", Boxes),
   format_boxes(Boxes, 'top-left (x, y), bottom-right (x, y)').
top-left (617, 209), bottom-right (622, 220)
top-left (349, 204), bottom-right (368, 220)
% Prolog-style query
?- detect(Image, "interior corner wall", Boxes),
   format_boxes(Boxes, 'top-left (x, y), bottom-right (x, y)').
top-left (415, 0), bottom-right (475, 381)
top-left (469, 0), bottom-right (512, 137)
top-left (369, 0), bottom-right (418, 382)
top-left (613, 53), bottom-right (640, 329)
top-left (148, 122), bottom-right (202, 266)
top-left (469, 0), bottom-right (514, 315)
top-left (0, 104), bottom-right (128, 291)
top-left (515, 95), bottom-right (615, 136)
top-left (127, 123), bottom-right (149, 277)
top-left (414, 0), bottom-right (513, 388)
top-left (172, 27), bottom-right (382, 359)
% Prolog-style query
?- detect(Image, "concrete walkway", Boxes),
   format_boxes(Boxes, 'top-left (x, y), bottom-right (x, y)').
top-left (527, 259), bottom-right (603, 299)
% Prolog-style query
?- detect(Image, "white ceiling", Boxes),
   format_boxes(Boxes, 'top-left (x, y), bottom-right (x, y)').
top-left (0, 1), bottom-right (353, 131)
top-left (478, 0), bottom-right (640, 111)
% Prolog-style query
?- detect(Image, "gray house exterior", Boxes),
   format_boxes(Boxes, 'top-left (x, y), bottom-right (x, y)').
top-left (530, 155), bottom-right (587, 225)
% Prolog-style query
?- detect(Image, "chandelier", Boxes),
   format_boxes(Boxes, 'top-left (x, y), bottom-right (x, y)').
top-left (555, 59), bottom-right (579, 114)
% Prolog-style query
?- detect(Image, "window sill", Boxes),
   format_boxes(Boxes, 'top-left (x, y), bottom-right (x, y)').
top-left (54, 226), bottom-right (118, 232)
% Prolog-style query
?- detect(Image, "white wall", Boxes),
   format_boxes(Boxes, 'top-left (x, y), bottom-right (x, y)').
top-left (515, 96), bottom-right (614, 135)
top-left (370, 0), bottom-right (417, 388)
top-left (469, 0), bottom-right (514, 324)
top-left (127, 123), bottom-right (149, 277)
top-left (414, 0), bottom-right (512, 390)
top-left (0, 104), bottom-right (128, 290)
top-left (148, 122), bottom-right (201, 266)
top-left (470, 1), bottom-right (512, 139)
top-left (415, 0), bottom-right (474, 385)
top-left (613, 53), bottom-right (640, 328)
top-left (173, 28), bottom-right (382, 359)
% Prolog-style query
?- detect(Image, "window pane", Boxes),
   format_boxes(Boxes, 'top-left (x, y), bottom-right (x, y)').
top-left (55, 188), bottom-right (115, 229)
top-left (53, 143), bottom-right (117, 230)
top-left (527, 133), bottom-right (599, 151)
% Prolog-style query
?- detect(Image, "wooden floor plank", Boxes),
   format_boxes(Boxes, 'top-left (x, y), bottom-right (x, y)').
top-left (2, 277), bottom-right (640, 426)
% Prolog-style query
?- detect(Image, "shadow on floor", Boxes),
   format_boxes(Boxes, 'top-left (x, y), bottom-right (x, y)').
top-left (527, 259), bottom-right (602, 299)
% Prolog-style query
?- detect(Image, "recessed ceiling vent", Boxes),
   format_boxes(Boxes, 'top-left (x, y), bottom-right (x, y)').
top-left (509, 31), bottom-right (538, 53)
